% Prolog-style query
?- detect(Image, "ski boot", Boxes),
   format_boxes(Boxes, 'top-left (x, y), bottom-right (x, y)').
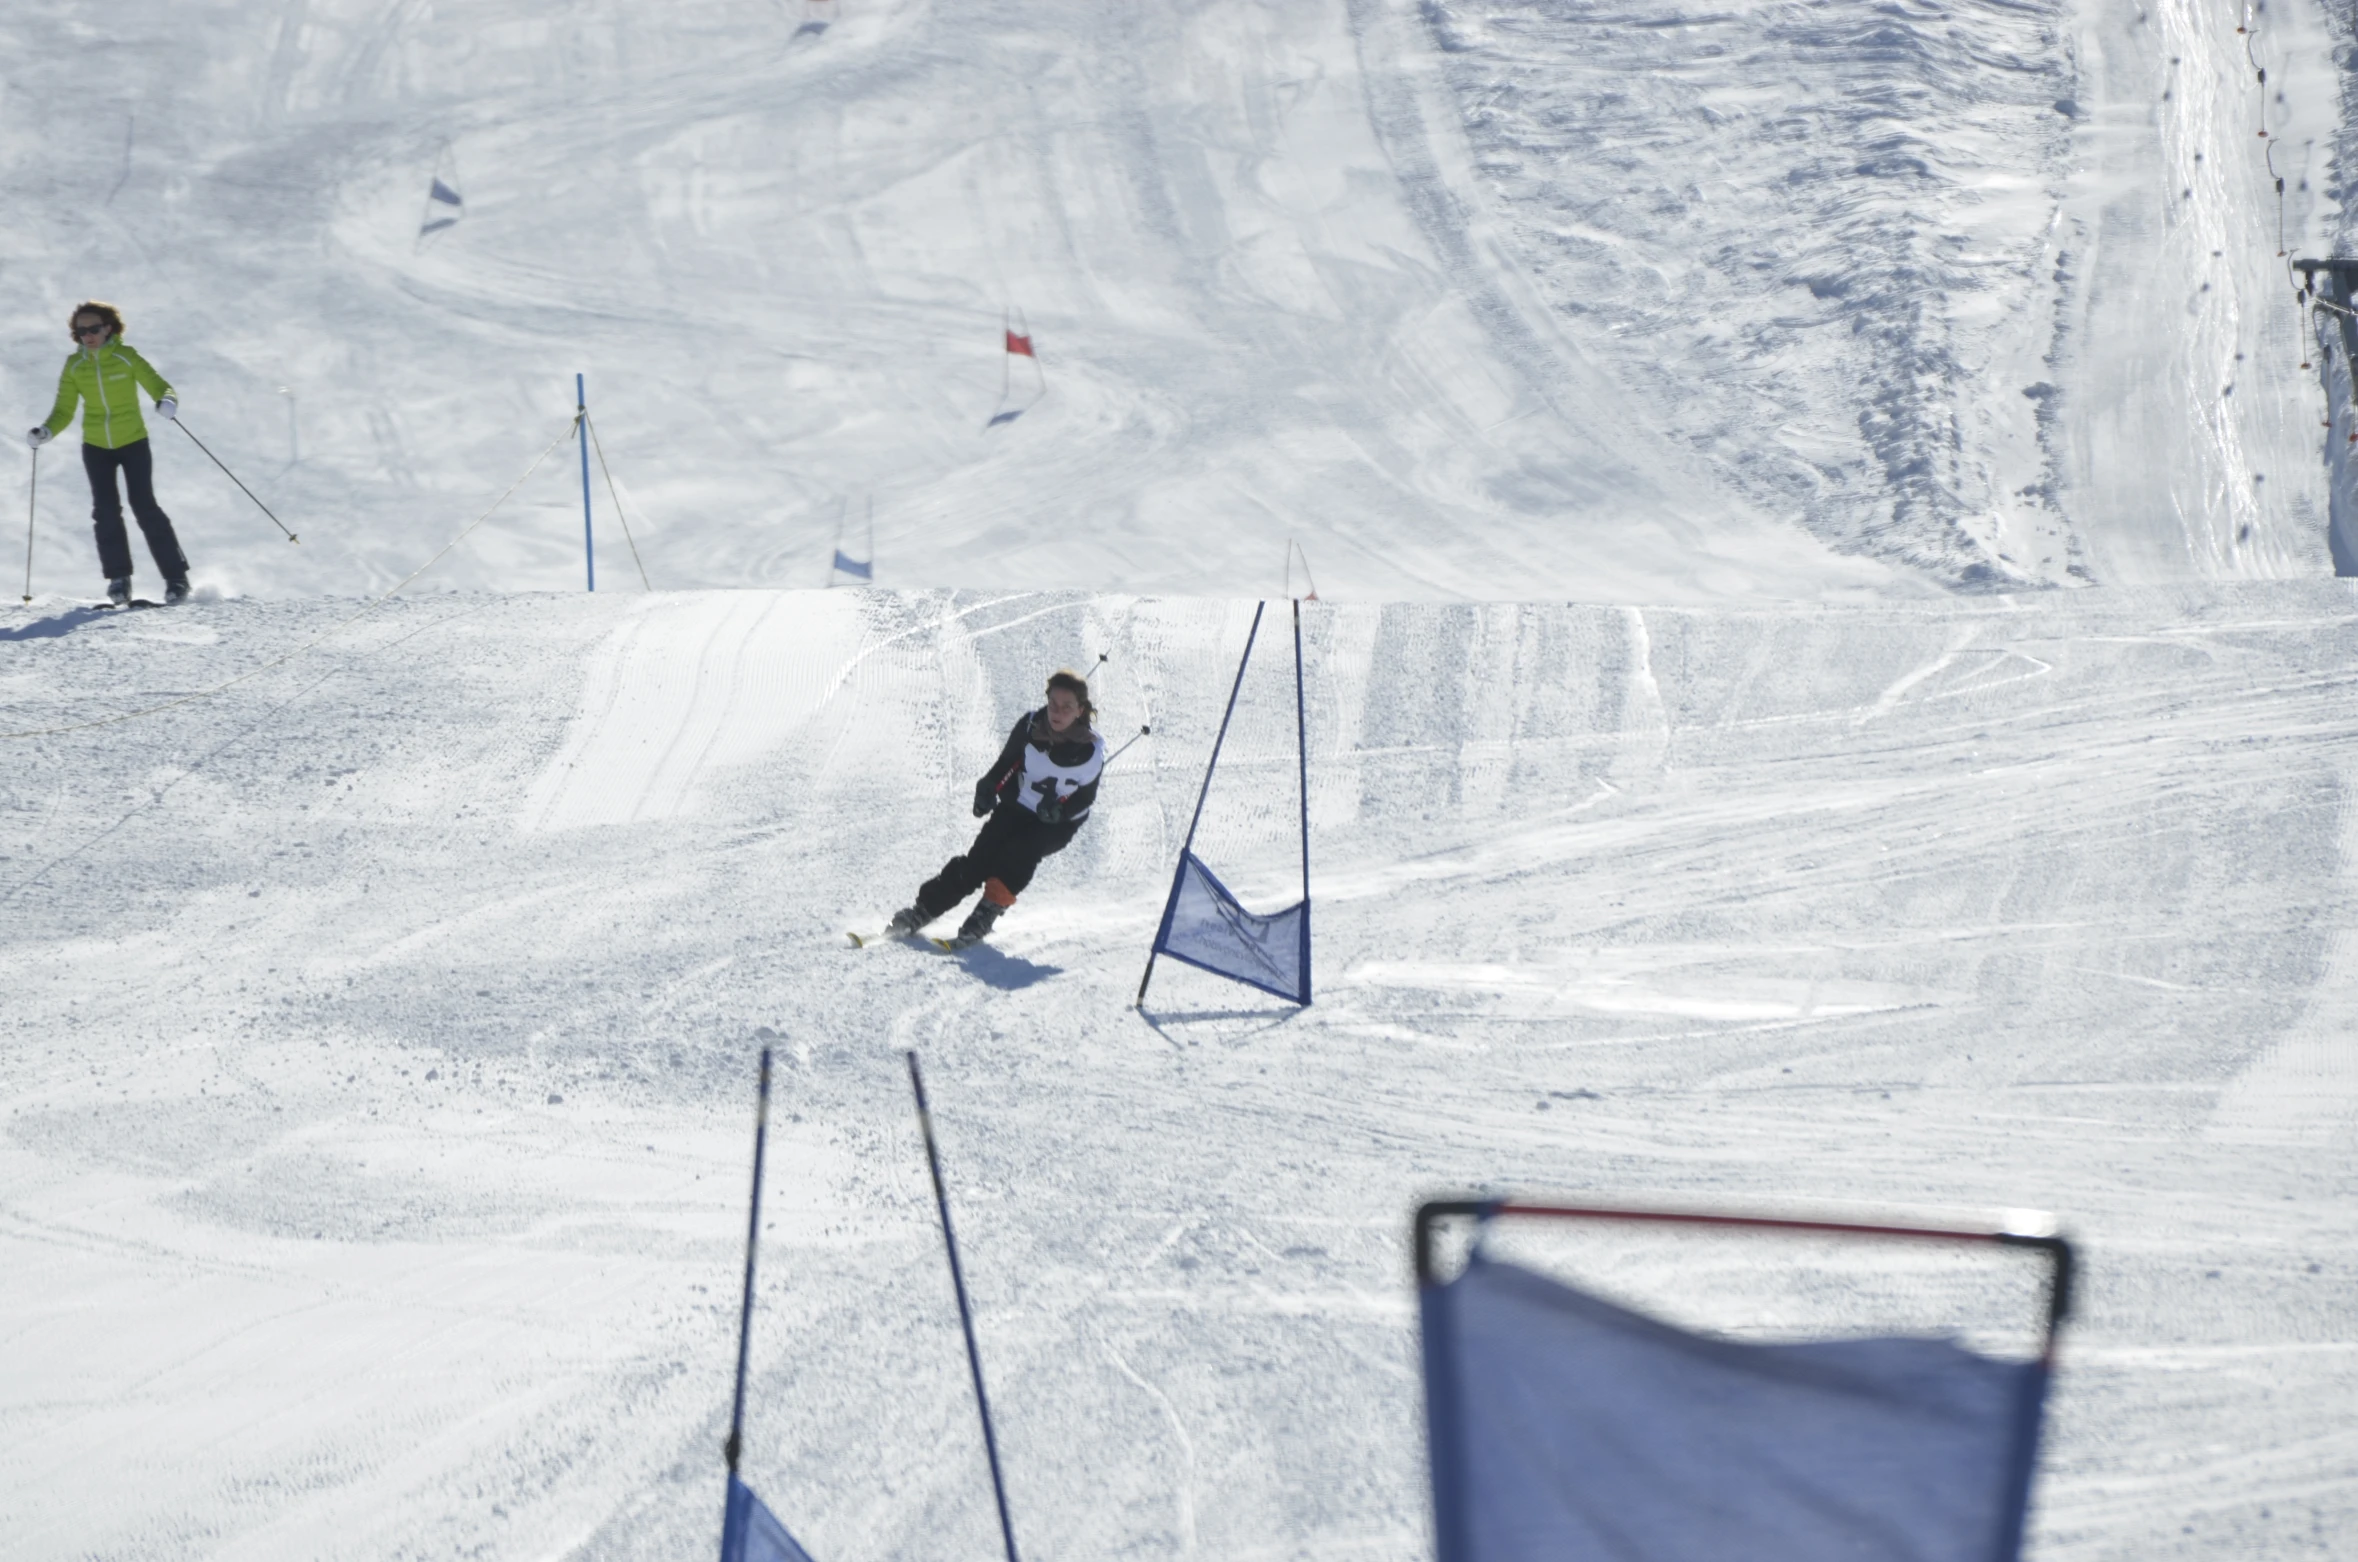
top-left (106, 576), bottom-right (132, 607)
top-left (884, 904), bottom-right (931, 938)
top-left (165, 578), bottom-right (191, 605)
top-left (940, 898), bottom-right (1004, 952)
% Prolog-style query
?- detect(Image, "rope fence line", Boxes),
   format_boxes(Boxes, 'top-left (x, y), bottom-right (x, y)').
top-left (0, 417), bottom-right (580, 741)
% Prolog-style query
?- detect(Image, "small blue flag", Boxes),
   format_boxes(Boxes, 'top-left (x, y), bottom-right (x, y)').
top-left (429, 178), bottom-right (463, 206)
top-left (720, 1473), bottom-right (818, 1562)
top-left (831, 550), bottom-right (871, 581)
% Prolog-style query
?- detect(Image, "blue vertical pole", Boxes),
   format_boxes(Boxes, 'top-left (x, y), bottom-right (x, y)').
top-left (907, 1051), bottom-right (1022, 1562)
top-left (724, 1047), bottom-right (772, 1475)
top-left (1293, 596), bottom-right (1311, 1005)
top-left (1137, 601), bottom-right (1267, 1008)
top-left (1180, 601), bottom-right (1264, 854)
top-left (577, 373), bottom-right (595, 591)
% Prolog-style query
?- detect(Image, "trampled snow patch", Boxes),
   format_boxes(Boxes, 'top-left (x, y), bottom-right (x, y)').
top-left (1344, 958), bottom-right (1935, 1023)
top-left (523, 591), bottom-right (868, 831)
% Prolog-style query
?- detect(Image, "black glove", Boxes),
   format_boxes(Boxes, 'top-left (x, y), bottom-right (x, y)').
top-left (973, 775), bottom-right (999, 817)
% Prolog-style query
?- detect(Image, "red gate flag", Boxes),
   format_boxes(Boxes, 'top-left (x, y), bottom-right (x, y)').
top-left (1004, 330), bottom-right (1034, 358)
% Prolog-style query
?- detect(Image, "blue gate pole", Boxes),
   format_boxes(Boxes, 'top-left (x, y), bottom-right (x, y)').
top-left (1293, 596), bottom-right (1311, 1004)
top-left (907, 1051), bottom-right (1022, 1562)
top-left (724, 1047), bottom-right (773, 1475)
top-left (1136, 601), bottom-right (1266, 1009)
top-left (577, 373), bottom-right (595, 591)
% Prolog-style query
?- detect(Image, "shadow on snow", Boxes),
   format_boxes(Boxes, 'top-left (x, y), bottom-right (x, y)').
top-left (938, 942), bottom-right (1062, 990)
top-left (1136, 1006), bottom-right (1305, 1048)
top-left (0, 607), bottom-right (112, 641)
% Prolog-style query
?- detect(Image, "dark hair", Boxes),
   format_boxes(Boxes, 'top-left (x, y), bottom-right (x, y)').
top-left (70, 300), bottom-right (124, 340)
top-left (1045, 669), bottom-right (1094, 725)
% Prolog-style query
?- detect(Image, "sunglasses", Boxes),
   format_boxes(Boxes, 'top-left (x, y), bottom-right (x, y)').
top-left (72, 323), bottom-right (109, 338)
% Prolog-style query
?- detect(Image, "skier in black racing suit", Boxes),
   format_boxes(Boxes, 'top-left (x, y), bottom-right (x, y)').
top-left (889, 668), bottom-right (1106, 948)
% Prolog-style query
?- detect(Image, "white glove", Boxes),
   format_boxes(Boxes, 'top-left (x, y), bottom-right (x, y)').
top-left (26, 426), bottom-right (50, 449)
top-left (155, 396), bottom-right (177, 421)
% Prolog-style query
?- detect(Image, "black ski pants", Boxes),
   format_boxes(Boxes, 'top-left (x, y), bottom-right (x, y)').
top-left (914, 804), bottom-right (1079, 921)
top-left (83, 438), bottom-right (188, 586)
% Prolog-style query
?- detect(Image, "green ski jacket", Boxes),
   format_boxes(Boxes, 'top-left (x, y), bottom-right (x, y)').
top-left (44, 341), bottom-right (175, 450)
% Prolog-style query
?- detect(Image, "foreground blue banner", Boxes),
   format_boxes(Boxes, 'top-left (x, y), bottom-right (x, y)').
top-left (1422, 1253), bottom-right (2050, 1562)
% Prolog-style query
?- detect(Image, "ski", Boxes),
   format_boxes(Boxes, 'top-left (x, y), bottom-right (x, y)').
top-left (91, 599), bottom-right (163, 611)
top-left (848, 928), bottom-right (981, 953)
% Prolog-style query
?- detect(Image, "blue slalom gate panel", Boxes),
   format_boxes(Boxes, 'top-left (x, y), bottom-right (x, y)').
top-left (1152, 850), bottom-right (1310, 1005)
top-left (721, 1473), bottom-right (818, 1562)
top-left (1138, 599), bottom-right (1314, 1008)
top-left (1421, 1254), bottom-right (2051, 1562)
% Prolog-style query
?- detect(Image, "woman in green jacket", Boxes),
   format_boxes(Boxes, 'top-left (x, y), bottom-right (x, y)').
top-left (25, 301), bottom-right (190, 605)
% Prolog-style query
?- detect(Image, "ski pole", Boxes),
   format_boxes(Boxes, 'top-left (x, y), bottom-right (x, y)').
top-left (1081, 654), bottom-right (1144, 764)
top-left (21, 445), bottom-right (36, 603)
top-left (173, 418), bottom-right (298, 542)
top-left (1103, 723), bottom-right (1150, 767)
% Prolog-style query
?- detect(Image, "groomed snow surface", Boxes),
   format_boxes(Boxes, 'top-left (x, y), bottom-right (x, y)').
top-left (7, 587), bottom-right (2358, 1559)
top-left (6, 0), bottom-right (2358, 1558)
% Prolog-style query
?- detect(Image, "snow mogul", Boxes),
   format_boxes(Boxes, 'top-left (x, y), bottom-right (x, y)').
top-left (25, 301), bottom-right (191, 606)
top-left (884, 669), bottom-right (1106, 950)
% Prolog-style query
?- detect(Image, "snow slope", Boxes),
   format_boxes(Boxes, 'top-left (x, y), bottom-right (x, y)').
top-left (1421, 0), bottom-right (2346, 589)
top-left (0, 0), bottom-right (2341, 602)
top-left (2053, 0), bottom-right (2347, 582)
top-left (6, 0), bottom-right (2358, 1558)
top-left (0, 0), bottom-right (1887, 604)
top-left (5, 586), bottom-right (2358, 1559)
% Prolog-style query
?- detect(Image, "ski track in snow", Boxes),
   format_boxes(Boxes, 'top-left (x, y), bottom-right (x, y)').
top-left (1417, 0), bottom-right (2083, 586)
top-left (4, 587), bottom-right (2358, 1559)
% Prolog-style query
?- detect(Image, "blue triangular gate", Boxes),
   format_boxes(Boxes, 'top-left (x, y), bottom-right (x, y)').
top-left (1139, 600), bottom-right (1312, 1007)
